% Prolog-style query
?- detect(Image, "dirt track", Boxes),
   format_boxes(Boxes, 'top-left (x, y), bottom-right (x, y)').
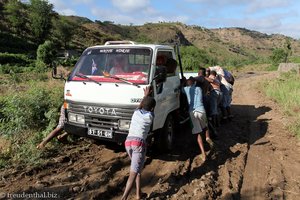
top-left (0, 71), bottom-right (300, 200)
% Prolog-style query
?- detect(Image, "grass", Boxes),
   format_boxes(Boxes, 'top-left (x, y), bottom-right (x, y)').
top-left (263, 71), bottom-right (300, 138)
top-left (289, 56), bottom-right (300, 63)
top-left (0, 70), bottom-right (65, 169)
top-left (226, 63), bottom-right (274, 73)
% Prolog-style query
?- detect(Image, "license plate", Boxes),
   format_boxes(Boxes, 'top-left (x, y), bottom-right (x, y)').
top-left (88, 128), bottom-right (113, 139)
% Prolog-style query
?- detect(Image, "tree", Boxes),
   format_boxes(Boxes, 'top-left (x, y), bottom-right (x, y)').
top-left (52, 17), bottom-right (77, 49)
top-left (28, 0), bottom-right (54, 44)
top-left (180, 46), bottom-right (213, 71)
top-left (4, 0), bottom-right (28, 35)
top-left (36, 40), bottom-right (56, 66)
top-left (0, 0), bottom-right (9, 18)
top-left (270, 48), bottom-right (288, 65)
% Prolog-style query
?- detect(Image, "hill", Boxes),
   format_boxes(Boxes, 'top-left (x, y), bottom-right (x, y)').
top-left (60, 17), bottom-right (300, 65)
top-left (1, 0), bottom-right (300, 67)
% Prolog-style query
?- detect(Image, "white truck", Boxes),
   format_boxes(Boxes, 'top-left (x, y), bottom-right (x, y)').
top-left (53, 41), bottom-right (187, 151)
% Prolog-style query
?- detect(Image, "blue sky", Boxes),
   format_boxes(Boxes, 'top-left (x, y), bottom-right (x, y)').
top-left (49, 0), bottom-right (300, 39)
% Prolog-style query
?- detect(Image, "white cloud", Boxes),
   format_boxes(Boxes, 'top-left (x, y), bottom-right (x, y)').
top-left (48, 0), bottom-right (66, 10)
top-left (247, 0), bottom-right (292, 13)
top-left (48, 0), bottom-right (77, 15)
top-left (206, 11), bottom-right (300, 39)
top-left (91, 6), bottom-right (189, 25)
top-left (91, 7), bottom-right (136, 24)
top-left (60, 9), bottom-right (77, 16)
top-left (111, 0), bottom-right (150, 12)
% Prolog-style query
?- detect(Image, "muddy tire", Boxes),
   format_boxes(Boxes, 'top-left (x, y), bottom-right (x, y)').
top-left (156, 114), bottom-right (174, 152)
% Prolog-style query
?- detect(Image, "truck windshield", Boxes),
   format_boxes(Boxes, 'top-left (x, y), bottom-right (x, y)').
top-left (70, 48), bottom-right (151, 84)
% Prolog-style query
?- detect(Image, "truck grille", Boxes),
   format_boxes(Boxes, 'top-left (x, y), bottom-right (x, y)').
top-left (67, 101), bottom-right (135, 130)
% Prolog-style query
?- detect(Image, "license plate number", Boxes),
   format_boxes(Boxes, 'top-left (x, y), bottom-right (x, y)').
top-left (88, 128), bottom-right (113, 138)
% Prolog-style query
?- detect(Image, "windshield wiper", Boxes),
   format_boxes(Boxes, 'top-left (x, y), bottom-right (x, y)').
top-left (75, 73), bottom-right (102, 86)
top-left (103, 72), bottom-right (140, 88)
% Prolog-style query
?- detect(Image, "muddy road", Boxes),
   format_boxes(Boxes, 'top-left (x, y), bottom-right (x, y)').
top-left (0, 71), bottom-right (300, 200)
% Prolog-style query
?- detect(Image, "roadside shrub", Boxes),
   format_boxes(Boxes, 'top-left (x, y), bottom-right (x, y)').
top-left (0, 52), bottom-right (32, 66)
top-left (0, 64), bottom-right (24, 74)
top-left (0, 80), bottom-right (63, 168)
top-left (181, 46), bottom-right (214, 71)
top-left (0, 82), bottom-right (63, 137)
top-left (36, 40), bottom-right (56, 66)
top-left (270, 48), bottom-right (287, 65)
top-left (58, 56), bottom-right (78, 67)
top-left (35, 59), bottom-right (48, 72)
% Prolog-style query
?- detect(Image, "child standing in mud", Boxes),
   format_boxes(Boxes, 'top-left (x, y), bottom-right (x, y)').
top-left (121, 86), bottom-right (156, 200)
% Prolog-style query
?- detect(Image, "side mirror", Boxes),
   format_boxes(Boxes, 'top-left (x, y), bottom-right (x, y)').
top-left (153, 66), bottom-right (167, 83)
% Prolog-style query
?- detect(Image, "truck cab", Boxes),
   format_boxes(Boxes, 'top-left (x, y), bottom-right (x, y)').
top-left (57, 41), bottom-right (182, 151)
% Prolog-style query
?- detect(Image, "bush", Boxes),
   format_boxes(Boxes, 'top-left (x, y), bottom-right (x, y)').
top-left (58, 56), bottom-right (78, 67)
top-left (0, 80), bottom-right (63, 168)
top-left (0, 64), bottom-right (23, 74)
top-left (0, 82), bottom-right (63, 136)
top-left (34, 59), bottom-right (47, 72)
top-left (0, 32), bottom-right (37, 54)
top-left (270, 48), bottom-right (288, 65)
top-left (180, 46), bottom-right (214, 71)
top-left (0, 52), bottom-right (33, 66)
top-left (36, 40), bottom-right (56, 66)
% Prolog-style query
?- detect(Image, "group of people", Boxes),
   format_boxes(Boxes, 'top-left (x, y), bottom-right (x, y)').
top-left (36, 58), bottom-right (234, 200)
top-left (181, 64), bottom-right (234, 164)
top-left (121, 60), bottom-right (234, 199)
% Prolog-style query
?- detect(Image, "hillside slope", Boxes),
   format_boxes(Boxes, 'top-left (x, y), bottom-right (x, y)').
top-left (1, 6), bottom-right (300, 65)
top-left (64, 18), bottom-right (300, 64)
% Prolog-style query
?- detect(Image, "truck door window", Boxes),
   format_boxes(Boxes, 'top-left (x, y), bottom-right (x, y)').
top-left (156, 51), bottom-right (177, 76)
top-left (155, 50), bottom-right (176, 94)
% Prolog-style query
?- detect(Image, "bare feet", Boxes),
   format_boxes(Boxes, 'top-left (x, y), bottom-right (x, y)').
top-left (200, 154), bottom-right (207, 162)
top-left (206, 138), bottom-right (215, 149)
top-left (136, 192), bottom-right (147, 199)
top-left (57, 132), bottom-right (68, 142)
top-left (36, 142), bottom-right (46, 149)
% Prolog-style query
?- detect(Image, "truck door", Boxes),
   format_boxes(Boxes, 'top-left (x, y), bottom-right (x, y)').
top-left (152, 50), bottom-right (180, 130)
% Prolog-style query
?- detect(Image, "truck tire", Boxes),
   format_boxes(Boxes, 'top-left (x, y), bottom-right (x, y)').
top-left (156, 114), bottom-right (174, 152)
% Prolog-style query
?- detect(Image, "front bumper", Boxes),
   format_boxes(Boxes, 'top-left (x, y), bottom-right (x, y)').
top-left (64, 122), bottom-right (128, 143)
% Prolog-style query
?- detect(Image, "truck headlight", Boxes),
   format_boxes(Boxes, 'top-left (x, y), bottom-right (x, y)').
top-left (119, 119), bottom-right (131, 130)
top-left (68, 112), bottom-right (85, 124)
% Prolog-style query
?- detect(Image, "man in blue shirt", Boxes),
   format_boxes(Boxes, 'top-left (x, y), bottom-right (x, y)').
top-left (183, 77), bottom-right (214, 161)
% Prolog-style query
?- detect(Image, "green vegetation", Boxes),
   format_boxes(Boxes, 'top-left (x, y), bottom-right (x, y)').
top-left (263, 71), bottom-right (300, 138)
top-left (0, 74), bottom-right (64, 168)
top-left (36, 40), bottom-right (56, 65)
top-left (4, 0), bottom-right (28, 35)
top-left (290, 56), bottom-right (300, 63)
top-left (270, 48), bottom-right (288, 65)
top-left (0, 52), bottom-right (33, 66)
top-left (28, 0), bottom-right (55, 44)
top-left (180, 46), bottom-right (216, 71)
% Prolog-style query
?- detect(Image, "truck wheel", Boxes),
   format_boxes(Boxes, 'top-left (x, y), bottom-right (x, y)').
top-left (156, 114), bottom-right (174, 152)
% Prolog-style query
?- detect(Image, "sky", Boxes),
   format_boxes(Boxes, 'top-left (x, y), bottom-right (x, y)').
top-left (48, 0), bottom-right (300, 39)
